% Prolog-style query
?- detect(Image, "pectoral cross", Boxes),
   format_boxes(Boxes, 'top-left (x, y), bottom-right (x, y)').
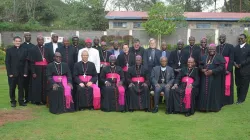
top-left (112, 75), bottom-right (114, 80)
top-left (137, 80), bottom-right (140, 84)
top-left (161, 78), bottom-right (165, 83)
top-left (126, 63), bottom-right (129, 68)
top-left (178, 61), bottom-right (181, 66)
top-left (186, 78), bottom-right (189, 82)
top-left (58, 76), bottom-right (62, 82)
top-left (83, 74), bottom-right (86, 78)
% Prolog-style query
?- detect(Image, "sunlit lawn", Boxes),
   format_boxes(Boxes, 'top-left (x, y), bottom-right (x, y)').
top-left (0, 66), bottom-right (250, 140)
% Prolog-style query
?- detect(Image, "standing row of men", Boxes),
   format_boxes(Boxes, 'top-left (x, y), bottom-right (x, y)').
top-left (5, 33), bottom-right (250, 116)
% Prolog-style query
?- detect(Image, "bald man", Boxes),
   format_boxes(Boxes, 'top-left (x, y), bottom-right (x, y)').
top-left (168, 57), bottom-right (199, 117)
top-left (74, 50), bottom-right (100, 111)
top-left (46, 52), bottom-right (74, 114)
top-left (56, 37), bottom-right (76, 74)
top-left (183, 36), bottom-right (200, 65)
top-left (161, 42), bottom-right (170, 59)
top-left (127, 55), bottom-right (150, 112)
top-left (27, 35), bottom-right (50, 105)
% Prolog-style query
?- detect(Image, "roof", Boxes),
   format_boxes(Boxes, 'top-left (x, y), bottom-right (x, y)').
top-left (105, 11), bottom-right (250, 21)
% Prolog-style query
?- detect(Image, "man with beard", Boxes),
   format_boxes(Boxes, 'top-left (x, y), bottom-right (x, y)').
top-left (72, 36), bottom-right (83, 62)
top-left (45, 33), bottom-right (63, 63)
top-left (56, 37), bottom-right (76, 74)
top-left (100, 55), bottom-right (125, 112)
top-left (143, 38), bottom-right (161, 74)
top-left (74, 50), bottom-right (100, 110)
top-left (5, 36), bottom-right (28, 107)
top-left (151, 56), bottom-right (175, 113)
top-left (128, 39), bottom-right (145, 66)
top-left (78, 38), bottom-right (100, 74)
top-left (27, 35), bottom-right (50, 105)
top-left (216, 34), bottom-right (234, 105)
top-left (21, 32), bottom-right (35, 103)
top-left (46, 52), bottom-right (74, 114)
top-left (183, 36), bottom-right (200, 65)
top-left (168, 57), bottom-right (199, 117)
top-left (109, 40), bottom-right (123, 58)
top-left (234, 34), bottom-right (250, 104)
top-left (161, 42), bottom-right (170, 59)
top-left (127, 55), bottom-right (150, 112)
top-left (197, 44), bottom-right (225, 112)
top-left (168, 40), bottom-right (189, 76)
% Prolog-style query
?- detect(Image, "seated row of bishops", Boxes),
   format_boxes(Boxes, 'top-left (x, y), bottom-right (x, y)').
top-left (5, 33), bottom-right (250, 117)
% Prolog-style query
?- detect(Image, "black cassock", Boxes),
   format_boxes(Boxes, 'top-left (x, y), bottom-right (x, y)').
top-left (73, 45), bottom-right (83, 63)
top-left (183, 45), bottom-right (200, 66)
top-left (128, 47), bottom-right (145, 66)
top-left (168, 49), bottom-right (189, 76)
top-left (116, 53), bottom-right (131, 87)
top-left (100, 66), bottom-right (125, 112)
top-left (197, 54), bottom-right (225, 112)
top-left (99, 49), bottom-right (112, 87)
top-left (216, 43), bottom-right (234, 105)
top-left (56, 46), bottom-right (76, 74)
top-left (46, 62), bottom-right (75, 114)
top-left (127, 65), bottom-right (150, 110)
top-left (28, 45), bottom-right (49, 103)
top-left (74, 61), bottom-right (98, 110)
top-left (168, 67), bottom-right (199, 115)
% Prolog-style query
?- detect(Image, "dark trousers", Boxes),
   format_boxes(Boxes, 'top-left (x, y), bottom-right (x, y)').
top-left (154, 84), bottom-right (170, 108)
top-left (9, 75), bottom-right (24, 103)
top-left (23, 74), bottom-right (31, 101)
top-left (235, 68), bottom-right (250, 102)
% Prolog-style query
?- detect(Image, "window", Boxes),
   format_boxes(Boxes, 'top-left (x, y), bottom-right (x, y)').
top-left (196, 23), bottom-right (211, 29)
top-left (133, 22), bottom-right (142, 28)
top-left (241, 24), bottom-right (250, 27)
top-left (113, 22), bottom-right (127, 28)
top-left (219, 23), bottom-right (232, 28)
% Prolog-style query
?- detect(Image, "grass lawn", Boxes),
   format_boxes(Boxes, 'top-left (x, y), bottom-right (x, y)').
top-left (0, 67), bottom-right (250, 140)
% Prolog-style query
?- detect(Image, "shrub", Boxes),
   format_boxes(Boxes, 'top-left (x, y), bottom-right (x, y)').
top-left (0, 50), bottom-right (6, 65)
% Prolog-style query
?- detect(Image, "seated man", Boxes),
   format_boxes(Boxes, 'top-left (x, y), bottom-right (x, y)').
top-left (151, 56), bottom-right (175, 114)
top-left (168, 57), bottom-right (199, 117)
top-left (74, 50), bottom-right (100, 111)
top-left (100, 55), bottom-right (125, 112)
top-left (46, 52), bottom-right (74, 114)
top-left (127, 55), bottom-right (150, 112)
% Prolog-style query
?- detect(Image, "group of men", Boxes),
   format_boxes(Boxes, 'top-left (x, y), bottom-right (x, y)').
top-left (5, 32), bottom-right (250, 116)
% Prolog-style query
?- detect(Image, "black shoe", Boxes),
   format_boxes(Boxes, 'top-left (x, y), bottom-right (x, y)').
top-left (144, 109), bottom-right (150, 112)
top-left (185, 113), bottom-right (191, 117)
top-left (89, 107), bottom-right (94, 110)
top-left (236, 101), bottom-right (242, 105)
top-left (11, 103), bottom-right (16, 107)
top-left (121, 110), bottom-right (125, 113)
top-left (24, 100), bottom-right (29, 104)
top-left (152, 107), bottom-right (158, 113)
top-left (19, 103), bottom-right (27, 106)
top-left (129, 109), bottom-right (134, 112)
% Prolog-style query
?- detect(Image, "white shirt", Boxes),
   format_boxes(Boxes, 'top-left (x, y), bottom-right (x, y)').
top-left (114, 49), bottom-right (120, 58)
top-left (240, 43), bottom-right (246, 48)
top-left (53, 43), bottom-right (58, 53)
top-left (78, 48), bottom-right (101, 73)
top-left (161, 67), bottom-right (166, 71)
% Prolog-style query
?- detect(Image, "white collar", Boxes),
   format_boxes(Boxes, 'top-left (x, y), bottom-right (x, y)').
top-left (240, 43), bottom-right (246, 48)
top-left (161, 67), bottom-right (166, 71)
top-left (54, 61), bottom-right (61, 64)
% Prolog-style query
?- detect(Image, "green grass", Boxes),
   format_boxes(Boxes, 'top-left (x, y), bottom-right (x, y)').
top-left (0, 68), bottom-right (250, 140)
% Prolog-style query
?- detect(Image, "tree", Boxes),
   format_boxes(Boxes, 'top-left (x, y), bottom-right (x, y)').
top-left (222, 0), bottom-right (250, 12)
top-left (142, 2), bottom-right (186, 48)
top-left (166, 0), bottom-right (214, 12)
top-left (111, 0), bottom-right (160, 11)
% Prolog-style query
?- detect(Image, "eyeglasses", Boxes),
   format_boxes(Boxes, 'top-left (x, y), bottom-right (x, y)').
top-left (55, 56), bottom-right (61, 58)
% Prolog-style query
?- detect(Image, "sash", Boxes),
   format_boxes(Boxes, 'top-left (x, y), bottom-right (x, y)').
top-left (78, 75), bottom-right (101, 110)
top-left (181, 76), bottom-right (194, 109)
top-left (122, 66), bottom-right (128, 72)
top-left (131, 77), bottom-right (145, 83)
top-left (106, 73), bottom-right (125, 105)
top-left (101, 62), bottom-right (110, 66)
top-left (224, 57), bottom-right (231, 96)
top-left (35, 59), bottom-right (48, 66)
top-left (52, 76), bottom-right (73, 109)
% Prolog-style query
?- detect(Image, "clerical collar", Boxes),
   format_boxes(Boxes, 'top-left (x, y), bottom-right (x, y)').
top-left (82, 61), bottom-right (88, 63)
top-left (136, 65), bottom-right (141, 69)
top-left (54, 61), bottom-right (61, 64)
top-left (15, 46), bottom-right (20, 49)
top-left (25, 42), bottom-right (30, 44)
top-left (161, 67), bottom-right (166, 71)
top-left (39, 45), bottom-right (43, 48)
top-left (240, 43), bottom-right (246, 48)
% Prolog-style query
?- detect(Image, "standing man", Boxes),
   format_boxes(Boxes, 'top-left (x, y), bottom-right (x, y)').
top-left (151, 56), bottom-right (175, 113)
top-left (78, 38), bottom-right (100, 74)
top-left (143, 38), bottom-right (161, 73)
top-left (183, 36), bottom-right (200, 65)
top-left (128, 39), bottom-right (145, 66)
top-left (109, 40), bottom-right (123, 58)
top-left (5, 36), bottom-right (28, 107)
top-left (168, 40), bottom-right (189, 76)
top-left (27, 36), bottom-right (50, 105)
top-left (21, 32), bottom-right (35, 103)
top-left (216, 34), bottom-right (235, 105)
top-left (161, 42), bottom-right (170, 59)
top-left (45, 33), bottom-right (63, 63)
top-left (72, 36), bottom-right (83, 62)
top-left (56, 37), bottom-right (75, 74)
top-left (92, 37), bottom-right (101, 51)
top-left (234, 34), bottom-right (250, 104)
top-left (197, 44), bottom-right (225, 112)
